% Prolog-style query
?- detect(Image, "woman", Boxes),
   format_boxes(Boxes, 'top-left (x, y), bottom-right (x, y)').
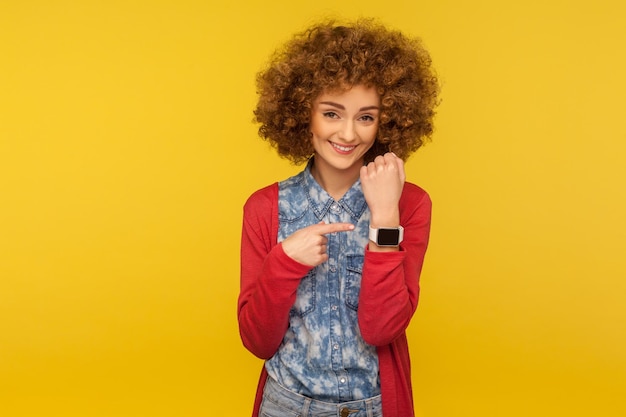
top-left (238, 19), bottom-right (439, 417)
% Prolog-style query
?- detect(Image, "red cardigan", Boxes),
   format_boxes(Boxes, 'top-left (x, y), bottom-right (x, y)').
top-left (238, 181), bottom-right (431, 417)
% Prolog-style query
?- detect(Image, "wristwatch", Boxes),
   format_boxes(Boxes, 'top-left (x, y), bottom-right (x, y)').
top-left (369, 226), bottom-right (404, 247)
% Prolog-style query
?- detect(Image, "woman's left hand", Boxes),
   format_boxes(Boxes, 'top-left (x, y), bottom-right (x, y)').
top-left (360, 152), bottom-right (405, 228)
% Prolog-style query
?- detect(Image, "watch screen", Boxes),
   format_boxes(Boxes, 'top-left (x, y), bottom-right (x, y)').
top-left (378, 228), bottom-right (400, 245)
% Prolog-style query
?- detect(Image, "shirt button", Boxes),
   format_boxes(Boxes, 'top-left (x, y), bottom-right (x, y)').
top-left (331, 305), bottom-right (338, 311)
top-left (333, 344), bottom-right (339, 350)
top-left (340, 377), bottom-right (346, 384)
top-left (330, 266), bottom-right (337, 273)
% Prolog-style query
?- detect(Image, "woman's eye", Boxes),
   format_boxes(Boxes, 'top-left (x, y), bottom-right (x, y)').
top-left (323, 111), bottom-right (339, 119)
top-left (359, 114), bottom-right (375, 122)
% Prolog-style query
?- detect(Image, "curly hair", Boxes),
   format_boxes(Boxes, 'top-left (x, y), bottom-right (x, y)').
top-left (254, 19), bottom-right (440, 165)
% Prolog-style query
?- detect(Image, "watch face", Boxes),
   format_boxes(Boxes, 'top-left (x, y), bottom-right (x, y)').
top-left (378, 228), bottom-right (400, 245)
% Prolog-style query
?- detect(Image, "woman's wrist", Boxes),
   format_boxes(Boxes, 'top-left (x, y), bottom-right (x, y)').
top-left (369, 210), bottom-right (400, 229)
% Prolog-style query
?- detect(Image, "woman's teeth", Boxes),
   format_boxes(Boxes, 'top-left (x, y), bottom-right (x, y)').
top-left (331, 143), bottom-right (355, 152)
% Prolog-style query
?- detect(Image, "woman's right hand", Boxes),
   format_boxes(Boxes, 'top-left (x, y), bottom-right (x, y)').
top-left (281, 222), bottom-right (354, 267)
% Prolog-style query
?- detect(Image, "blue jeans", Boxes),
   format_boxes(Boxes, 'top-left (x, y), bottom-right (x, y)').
top-left (260, 376), bottom-right (383, 417)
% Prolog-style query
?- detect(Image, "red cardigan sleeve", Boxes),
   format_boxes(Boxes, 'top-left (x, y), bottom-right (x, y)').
top-left (358, 183), bottom-right (432, 346)
top-left (237, 184), bottom-right (312, 359)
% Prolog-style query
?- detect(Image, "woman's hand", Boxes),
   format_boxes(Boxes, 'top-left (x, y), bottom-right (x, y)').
top-left (360, 152), bottom-right (405, 228)
top-left (281, 222), bottom-right (355, 267)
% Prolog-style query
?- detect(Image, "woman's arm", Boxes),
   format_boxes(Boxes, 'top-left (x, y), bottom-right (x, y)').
top-left (237, 185), bottom-right (310, 359)
top-left (358, 184), bottom-right (431, 346)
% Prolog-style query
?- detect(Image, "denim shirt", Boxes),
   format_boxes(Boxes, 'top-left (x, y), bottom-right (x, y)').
top-left (265, 163), bottom-right (380, 402)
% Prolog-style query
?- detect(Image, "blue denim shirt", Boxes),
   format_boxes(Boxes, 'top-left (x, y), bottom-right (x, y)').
top-left (265, 162), bottom-right (380, 402)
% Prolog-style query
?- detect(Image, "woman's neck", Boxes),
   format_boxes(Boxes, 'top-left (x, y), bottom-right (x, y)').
top-left (310, 157), bottom-right (361, 201)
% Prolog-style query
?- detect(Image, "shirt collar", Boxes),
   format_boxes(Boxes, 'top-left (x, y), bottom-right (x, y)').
top-left (302, 159), bottom-right (368, 222)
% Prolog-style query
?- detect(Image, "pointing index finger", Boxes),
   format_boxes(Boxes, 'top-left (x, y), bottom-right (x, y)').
top-left (315, 222), bottom-right (355, 235)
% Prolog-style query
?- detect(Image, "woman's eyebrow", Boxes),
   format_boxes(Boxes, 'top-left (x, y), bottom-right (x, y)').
top-left (319, 101), bottom-right (345, 109)
top-left (318, 101), bottom-right (380, 111)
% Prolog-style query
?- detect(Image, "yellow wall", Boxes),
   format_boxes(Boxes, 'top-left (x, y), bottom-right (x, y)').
top-left (1, 1), bottom-right (624, 416)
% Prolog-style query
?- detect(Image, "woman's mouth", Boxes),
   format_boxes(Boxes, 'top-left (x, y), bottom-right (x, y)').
top-left (330, 142), bottom-right (357, 154)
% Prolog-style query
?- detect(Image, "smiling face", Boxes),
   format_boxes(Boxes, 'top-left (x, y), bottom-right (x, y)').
top-left (309, 84), bottom-right (381, 189)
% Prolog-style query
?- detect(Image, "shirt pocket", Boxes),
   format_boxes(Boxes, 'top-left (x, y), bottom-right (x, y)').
top-left (345, 254), bottom-right (364, 311)
top-left (290, 268), bottom-right (317, 317)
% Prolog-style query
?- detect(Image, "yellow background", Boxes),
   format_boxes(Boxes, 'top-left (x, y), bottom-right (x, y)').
top-left (1, 1), bottom-right (625, 416)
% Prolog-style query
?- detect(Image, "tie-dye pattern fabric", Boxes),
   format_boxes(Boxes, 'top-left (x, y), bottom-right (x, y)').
top-left (265, 163), bottom-right (380, 402)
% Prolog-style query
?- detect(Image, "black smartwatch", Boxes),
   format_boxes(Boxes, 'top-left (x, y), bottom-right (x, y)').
top-left (369, 226), bottom-right (404, 247)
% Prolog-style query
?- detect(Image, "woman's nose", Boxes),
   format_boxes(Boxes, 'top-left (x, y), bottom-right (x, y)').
top-left (338, 120), bottom-right (356, 141)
